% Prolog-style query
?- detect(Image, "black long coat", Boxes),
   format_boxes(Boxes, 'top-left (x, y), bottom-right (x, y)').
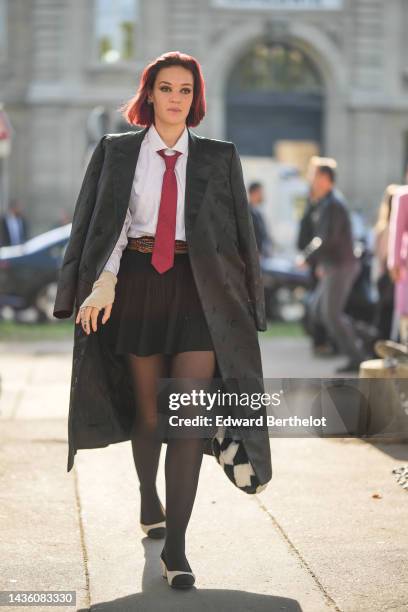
top-left (53, 126), bottom-right (272, 487)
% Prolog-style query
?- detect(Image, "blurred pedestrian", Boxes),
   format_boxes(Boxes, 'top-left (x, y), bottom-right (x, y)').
top-left (298, 156), bottom-right (366, 373)
top-left (297, 187), bottom-right (335, 356)
top-left (0, 198), bottom-right (28, 246)
top-left (373, 184), bottom-right (399, 340)
top-left (247, 181), bottom-right (274, 257)
top-left (387, 185), bottom-right (408, 344)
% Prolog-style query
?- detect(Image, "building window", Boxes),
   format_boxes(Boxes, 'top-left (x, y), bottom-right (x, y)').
top-left (225, 41), bottom-right (324, 155)
top-left (229, 42), bottom-right (322, 94)
top-left (94, 0), bottom-right (138, 63)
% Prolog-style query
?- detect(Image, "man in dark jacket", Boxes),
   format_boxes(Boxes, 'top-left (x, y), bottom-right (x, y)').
top-left (248, 182), bottom-right (274, 257)
top-left (0, 199), bottom-right (28, 246)
top-left (298, 158), bottom-right (366, 373)
top-left (297, 196), bottom-right (334, 355)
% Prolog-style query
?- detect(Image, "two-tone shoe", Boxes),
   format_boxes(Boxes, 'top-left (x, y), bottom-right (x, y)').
top-left (160, 550), bottom-right (195, 589)
top-left (140, 501), bottom-right (166, 539)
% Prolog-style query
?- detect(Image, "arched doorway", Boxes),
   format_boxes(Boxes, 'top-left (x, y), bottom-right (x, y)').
top-left (226, 41), bottom-right (324, 156)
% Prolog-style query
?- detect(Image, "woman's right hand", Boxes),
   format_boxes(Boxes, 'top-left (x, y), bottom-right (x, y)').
top-left (75, 270), bottom-right (118, 334)
top-left (76, 304), bottom-right (113, 334)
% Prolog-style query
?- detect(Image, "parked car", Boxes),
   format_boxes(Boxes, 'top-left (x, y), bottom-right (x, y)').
top-left (0, 224), bottom-right (71, 322)
top-left (261, 255), bottom-right (313, 322)
top-left (345, 211), bottom-right (377, 325)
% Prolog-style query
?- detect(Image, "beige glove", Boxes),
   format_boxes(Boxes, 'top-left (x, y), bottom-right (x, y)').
top-left (79, 270), bottom-right (118, 311)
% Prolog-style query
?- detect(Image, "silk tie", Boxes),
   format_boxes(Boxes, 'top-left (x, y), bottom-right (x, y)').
top-left (151, 148), bottom-right (182, 274)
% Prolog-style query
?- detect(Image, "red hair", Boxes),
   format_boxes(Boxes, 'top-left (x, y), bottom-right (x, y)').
top-left (118, 51), bottom-right (206, 127)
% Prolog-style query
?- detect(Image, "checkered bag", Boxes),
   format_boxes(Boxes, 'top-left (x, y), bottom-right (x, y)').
top-left (212, 428), bottom-right (267, 494)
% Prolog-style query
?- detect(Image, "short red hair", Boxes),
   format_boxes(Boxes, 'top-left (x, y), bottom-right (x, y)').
top-left (118, 51), bottom-right (206, 128)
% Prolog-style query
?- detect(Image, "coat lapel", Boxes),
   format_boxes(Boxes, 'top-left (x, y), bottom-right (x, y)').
top-left (184, 127), bottom-right (213, 241)
top-left (111, 127), bottom-right (148, 234)
top-left (111, 125), bottom-right (213, 241)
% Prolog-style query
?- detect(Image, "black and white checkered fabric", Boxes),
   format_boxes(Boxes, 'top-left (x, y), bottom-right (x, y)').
top-left (212, 428), bottom-right (267, 494)
top-left (392, 465), bottom-right (408, 491)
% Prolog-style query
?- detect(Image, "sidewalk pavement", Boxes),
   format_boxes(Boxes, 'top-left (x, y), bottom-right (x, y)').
top-left (0, 334), bottom-right (407, 612)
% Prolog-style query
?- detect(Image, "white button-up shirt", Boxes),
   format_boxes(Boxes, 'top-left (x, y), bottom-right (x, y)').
top-left (103, 122), bottom-right (189, 276)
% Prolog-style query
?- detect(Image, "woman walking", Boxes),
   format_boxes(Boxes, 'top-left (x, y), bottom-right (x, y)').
top-left (388, 185), bottom-right (408, 343)
top-left (373, 184), bottom-right (399, 340)
top-left (53, 51), bottom-right (272, 590)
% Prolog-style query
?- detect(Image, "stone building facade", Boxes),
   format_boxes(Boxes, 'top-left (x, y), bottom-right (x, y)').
top-left (2, 0), bottom-right (408, 233)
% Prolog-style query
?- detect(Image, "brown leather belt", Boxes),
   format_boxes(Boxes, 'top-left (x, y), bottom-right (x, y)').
top-left (127, 235), bottom-right (188, 254)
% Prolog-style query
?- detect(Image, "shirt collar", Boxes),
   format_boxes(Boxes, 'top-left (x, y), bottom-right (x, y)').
top-left (310, 189), bottom-right (333, 207)
top-left (146, 122), bottom-right (188, 156)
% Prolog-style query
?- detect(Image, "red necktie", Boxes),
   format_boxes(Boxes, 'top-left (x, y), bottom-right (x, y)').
top-left (151, 148), bottom-right (182, 274)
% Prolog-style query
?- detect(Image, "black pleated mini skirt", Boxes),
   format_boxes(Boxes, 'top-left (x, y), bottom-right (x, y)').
top-left (105, 245), bottom-right (214, 357)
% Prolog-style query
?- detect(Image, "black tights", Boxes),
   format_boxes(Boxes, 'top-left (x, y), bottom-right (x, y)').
top-left (126, 350), bottom-right (216, 571)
